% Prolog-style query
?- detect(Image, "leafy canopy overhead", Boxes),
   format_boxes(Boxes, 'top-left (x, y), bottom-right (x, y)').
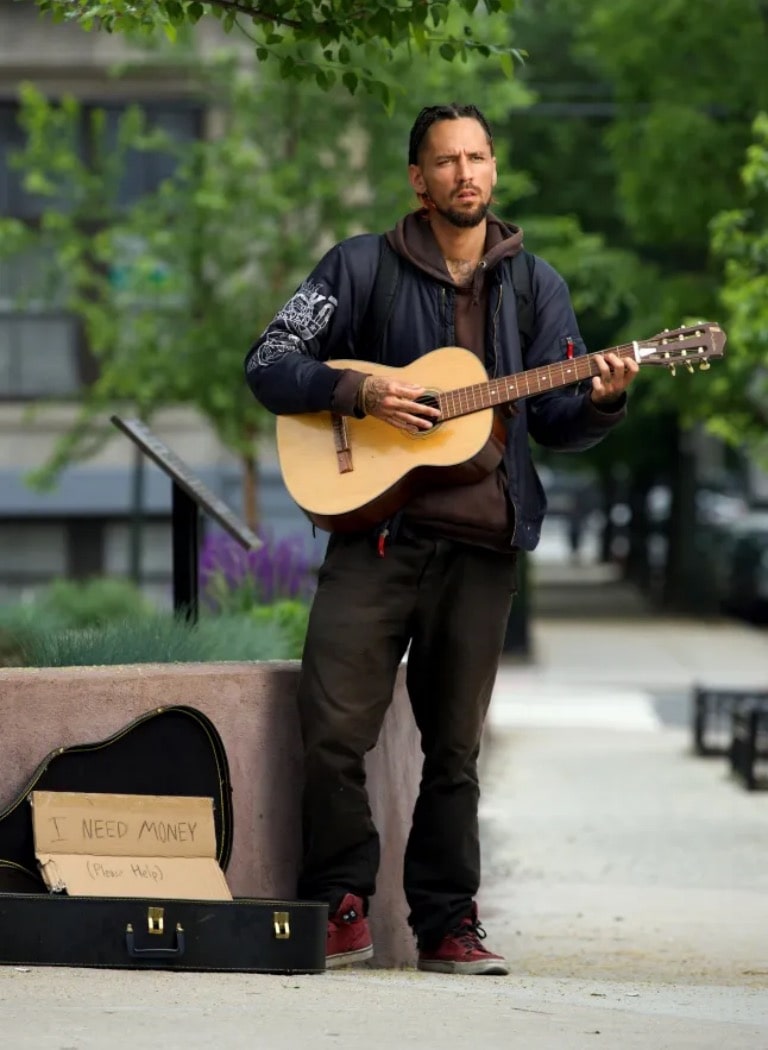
top-left (34, 0), bottom-right (522, 100)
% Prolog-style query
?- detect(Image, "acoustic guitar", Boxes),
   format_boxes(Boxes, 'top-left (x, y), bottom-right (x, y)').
top-left (276, 322), bottom-right (726, 533)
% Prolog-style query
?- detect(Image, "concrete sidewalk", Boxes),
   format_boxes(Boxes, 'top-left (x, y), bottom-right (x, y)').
top-left (2, 610), bottom-right (768, 1047)
top-left (477, 612), bottom-right (768, 1043)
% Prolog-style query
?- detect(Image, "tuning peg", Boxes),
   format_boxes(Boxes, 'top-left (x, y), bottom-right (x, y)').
top-left (686, 362), bottom-right (694, 374)
top-left (668, 364), bottom-right (677, 377)
top-left (699, 361), bottom-right (711, 371)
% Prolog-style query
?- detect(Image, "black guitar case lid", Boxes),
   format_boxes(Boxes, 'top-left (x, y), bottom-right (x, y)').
top-left (0, 705), bottom-right (233, 894)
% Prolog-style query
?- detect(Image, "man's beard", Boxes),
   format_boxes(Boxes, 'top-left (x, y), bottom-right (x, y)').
top-left (433, 198), bottom-right (490, 228)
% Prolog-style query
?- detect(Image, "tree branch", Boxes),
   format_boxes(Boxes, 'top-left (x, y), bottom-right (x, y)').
top-left (202, 0), bottom-right (303, 29)
top-left (177, 0), bottom-right (409, 32)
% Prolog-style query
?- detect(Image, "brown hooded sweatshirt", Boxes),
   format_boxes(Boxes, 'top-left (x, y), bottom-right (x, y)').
top-left (384, 209), bottom-right (524, 551)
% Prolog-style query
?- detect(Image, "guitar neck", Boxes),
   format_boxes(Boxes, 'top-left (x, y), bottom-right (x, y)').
top-left (438, 343), bottom-right (635, 421)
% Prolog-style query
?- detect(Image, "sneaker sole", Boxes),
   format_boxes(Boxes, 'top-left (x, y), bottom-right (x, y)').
top-left (326, 944), bottom-right (374, 969)
top-left (417, 959), bottom-right (509, 976)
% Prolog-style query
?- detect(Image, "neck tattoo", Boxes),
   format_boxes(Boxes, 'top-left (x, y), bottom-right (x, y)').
top-left (444, 258), bottom-right (478, 287)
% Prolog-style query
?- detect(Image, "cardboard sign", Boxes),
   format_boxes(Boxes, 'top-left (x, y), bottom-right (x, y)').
top-left (31, 791), bottom-right (232, 901)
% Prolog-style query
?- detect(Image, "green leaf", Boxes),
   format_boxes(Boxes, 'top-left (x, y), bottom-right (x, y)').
top-left (499, 51), bottom-right (514, 79)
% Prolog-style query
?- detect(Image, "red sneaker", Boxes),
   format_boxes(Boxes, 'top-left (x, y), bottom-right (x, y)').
top-left (326, 893), bottom-right (374, 968)
top-left (417, 907), bottom-right (509, 975)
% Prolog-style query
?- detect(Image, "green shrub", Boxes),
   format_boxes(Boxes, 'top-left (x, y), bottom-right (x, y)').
top-left (249, 600), bottom-right (309, 658)
top-left (0, 605), bottom-right (67, 667)
top-left (17, 608), bottom-right (305, 668)
top-left (194, 613), bottom-right (295, 661)
top-left (35, 577), bottom-right (152, 628)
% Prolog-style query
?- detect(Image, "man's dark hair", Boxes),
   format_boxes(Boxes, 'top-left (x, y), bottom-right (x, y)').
top-left (408, 103), bottom-right (495, 166)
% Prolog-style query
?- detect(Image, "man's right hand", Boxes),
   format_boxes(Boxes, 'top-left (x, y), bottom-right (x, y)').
top-left (360, 375), bottom-right (441, 433)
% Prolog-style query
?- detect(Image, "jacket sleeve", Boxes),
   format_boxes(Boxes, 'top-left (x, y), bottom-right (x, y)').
top-left (522, 257), bottom-right (626, 453)
top-left (244, 237), bottom-right (377, 416)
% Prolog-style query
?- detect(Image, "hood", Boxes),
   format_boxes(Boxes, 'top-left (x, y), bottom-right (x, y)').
top-left (385, 210), bottom-right (525, 284)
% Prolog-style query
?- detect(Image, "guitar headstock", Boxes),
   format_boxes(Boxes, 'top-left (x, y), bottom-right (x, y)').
top-left (638, 322), bottom-right (727, 373)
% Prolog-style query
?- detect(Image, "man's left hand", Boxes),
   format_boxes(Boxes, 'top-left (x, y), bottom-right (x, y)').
top-left (590, 352), bottom-right (639, 405)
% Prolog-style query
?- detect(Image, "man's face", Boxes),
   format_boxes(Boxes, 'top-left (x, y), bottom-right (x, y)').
top-left (408, 117), bottom-right (497, 229)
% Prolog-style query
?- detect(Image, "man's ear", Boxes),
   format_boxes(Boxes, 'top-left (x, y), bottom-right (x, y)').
top-left (408, 164), bottom-right (425, 196)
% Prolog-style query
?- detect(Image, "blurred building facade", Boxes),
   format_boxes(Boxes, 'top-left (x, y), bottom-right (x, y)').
top-left (0, 1), bottom-right (321, 604)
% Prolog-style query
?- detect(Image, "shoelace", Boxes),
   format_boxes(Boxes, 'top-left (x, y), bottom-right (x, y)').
top-left (453, 919), bottom-right (488, 952)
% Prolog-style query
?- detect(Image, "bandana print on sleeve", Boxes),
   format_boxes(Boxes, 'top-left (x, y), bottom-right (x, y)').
top-left (255, 280), bottom-right (338, 367)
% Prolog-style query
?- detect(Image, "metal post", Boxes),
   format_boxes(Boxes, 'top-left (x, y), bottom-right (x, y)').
top-left (128, 444), bottom-right (145, 586)
top-left (110, 418), bottom-right (260, 621)
top-left (171, 481), bottom-right (199, 623)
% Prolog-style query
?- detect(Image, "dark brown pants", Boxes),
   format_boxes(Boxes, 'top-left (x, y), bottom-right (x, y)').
top-left (295, 528), bottom-right (516, 946)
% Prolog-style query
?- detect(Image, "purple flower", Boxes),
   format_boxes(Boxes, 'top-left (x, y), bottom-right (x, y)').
top-left (199, 528), bottom-right (316, 611)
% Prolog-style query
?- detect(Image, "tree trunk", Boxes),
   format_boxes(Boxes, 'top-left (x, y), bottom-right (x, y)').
top-left (242, 448), bottom-right (260, 532)
top-left (597, 466), bottom-right (620, 564)
top-left (661, 423), bottom-right (703, 612)
top-left (624, 471), bottom-right (654, 593)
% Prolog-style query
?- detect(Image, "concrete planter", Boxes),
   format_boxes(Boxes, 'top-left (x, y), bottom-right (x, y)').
top-left (0, 661), bottom-right (420, 968)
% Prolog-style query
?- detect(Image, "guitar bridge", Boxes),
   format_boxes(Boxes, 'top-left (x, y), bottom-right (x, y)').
top-left (331, 413), bottom-right (354, 474)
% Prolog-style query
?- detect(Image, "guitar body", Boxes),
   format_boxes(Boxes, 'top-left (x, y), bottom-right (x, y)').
top-left (276, 347), bottom-right (499, 533)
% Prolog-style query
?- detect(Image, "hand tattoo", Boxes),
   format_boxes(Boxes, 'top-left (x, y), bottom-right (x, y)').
top-left (362, 376), bottom-right (388, 416)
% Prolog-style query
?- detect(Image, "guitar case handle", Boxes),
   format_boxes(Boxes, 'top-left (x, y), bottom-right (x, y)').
top-left (125, 923), bottom-right (186, 960)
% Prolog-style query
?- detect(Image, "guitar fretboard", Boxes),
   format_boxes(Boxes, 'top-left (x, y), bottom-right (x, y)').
top-left (437, 343), bottom-right (636, 421)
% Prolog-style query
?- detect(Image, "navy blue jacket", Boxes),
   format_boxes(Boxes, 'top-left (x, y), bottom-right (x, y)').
top-left (245, 231), bottom-right (625, 551)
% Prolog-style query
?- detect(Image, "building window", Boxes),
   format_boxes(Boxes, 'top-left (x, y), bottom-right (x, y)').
top-left (0, 99), bottom-right (201, 400)
top-left (99, 104), bottom-right (201, 206)
top-left (0, 246), bottom-right (80, 397)
top-left (0, 104), bottom-right (46, 218)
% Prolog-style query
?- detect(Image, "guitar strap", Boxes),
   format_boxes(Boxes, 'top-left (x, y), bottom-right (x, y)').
top-left (511, 247), bottom-right (537, 355)
top-left (358, 235), bottom-right (537, 362)
top-left (359, 237), bottom-right (402, 362)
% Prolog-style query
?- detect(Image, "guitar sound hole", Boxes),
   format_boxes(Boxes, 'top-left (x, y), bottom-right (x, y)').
top-left (414, 392), bottom-right (442, 435)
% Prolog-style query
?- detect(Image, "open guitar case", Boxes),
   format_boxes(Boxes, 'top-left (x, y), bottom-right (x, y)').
top-left (0, 705), bottom-right (326, 972)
